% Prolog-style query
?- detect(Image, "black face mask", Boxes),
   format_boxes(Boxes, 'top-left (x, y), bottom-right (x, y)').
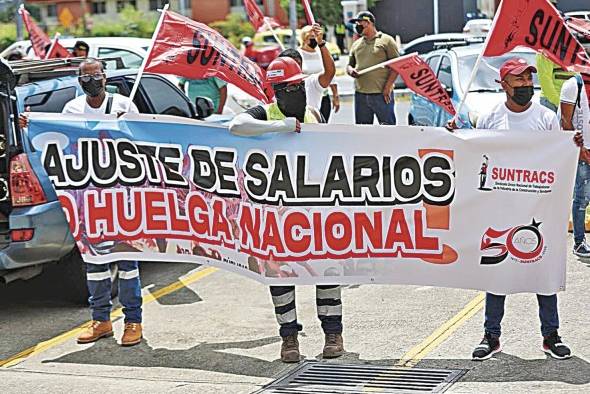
top-left (355, 24), bottom-right (365, 35)
top-left (80, 78), bottom-right (104, 98)
top-left (275, 83), bottom-right (307, 122)
top-left (308, 38), bottom-right (318, 49)
top-left (509, 85), bottom-right (534, 106)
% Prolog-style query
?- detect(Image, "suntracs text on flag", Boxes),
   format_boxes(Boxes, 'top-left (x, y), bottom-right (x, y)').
top-left (483, 0), bottom-right (590, 73)
top-left (144, 10), bottom-right (272, 103)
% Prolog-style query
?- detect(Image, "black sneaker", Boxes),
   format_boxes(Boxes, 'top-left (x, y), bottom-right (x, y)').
top-left (543, 331), bottom-right (572, 359)
top-left (573, 242), bottom-right (590, 258)
top-left (472, 333), bottom-right (501, 361)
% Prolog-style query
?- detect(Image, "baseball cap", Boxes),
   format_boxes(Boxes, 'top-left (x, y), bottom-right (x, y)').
top-left (349, 11), bottom-right (375, 24)
top-left (74, 41), bottom-right (89, 52)
top-left (497, 58), bottom-right (537, 81)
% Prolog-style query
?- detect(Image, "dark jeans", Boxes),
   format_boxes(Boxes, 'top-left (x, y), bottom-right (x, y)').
top-left (354, 92), bottom-right (396, 125)
top-left (86, 261), bottom-right (142, 323)
top-left (320, 95), bottom-right (331, 122)
top-left (573, 160), bottom-right (590, 245)
top-left (484, 292), bottom-right (559, 338)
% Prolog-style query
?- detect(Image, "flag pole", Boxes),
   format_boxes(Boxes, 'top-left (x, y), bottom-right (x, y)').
top-left (126, 3), bottom-right (170, 112)
top-left (451, 3), bottom-right (502, 125)
top-left (264, 18), bottom-right (285, 51)
top-left (44, 32), bottom-right (60, 60)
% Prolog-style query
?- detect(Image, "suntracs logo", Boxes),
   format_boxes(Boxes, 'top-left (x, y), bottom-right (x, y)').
top-left (480, 219), bottom-right (545, 265)
top-left (477, 154), bottom-right (555, 194)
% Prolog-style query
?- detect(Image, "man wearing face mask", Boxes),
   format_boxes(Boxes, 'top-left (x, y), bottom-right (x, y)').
top-left (61, 59), bottom-right (143, 347)
top-left (346, 11), bottom-right (399, 125)
top-left (469, 58), bottom-right (576, 361)
top-left (229, 57), bottom-right (345, 364)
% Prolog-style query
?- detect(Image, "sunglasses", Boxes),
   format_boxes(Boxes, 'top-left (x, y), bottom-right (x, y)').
top-left (275, 82), bottom-right (305, 93)
top-left (79, 74), bottom-right (104, 83)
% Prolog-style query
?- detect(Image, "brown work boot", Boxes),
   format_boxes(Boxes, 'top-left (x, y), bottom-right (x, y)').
top-left (322, 333), bottom-right (344, 358)
top-left (77, 320), bottom-right (113, 344)
top-left (280, 333), bottom-right (300, 363)
top-left (121, 322), bottom-right (143, 347)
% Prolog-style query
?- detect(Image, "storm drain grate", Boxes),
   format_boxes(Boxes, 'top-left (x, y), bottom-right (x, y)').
top-left (255, 361), bottom-right (466, 393)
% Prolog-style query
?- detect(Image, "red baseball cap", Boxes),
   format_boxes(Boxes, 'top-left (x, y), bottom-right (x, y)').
top-left (498, 58), bottom-right (537, 81)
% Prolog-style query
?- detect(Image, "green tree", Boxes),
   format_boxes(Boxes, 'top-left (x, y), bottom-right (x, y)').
top-left (279, 0), bottom-right (382, 26)
top-left (210, 13), bottom-right (255, 48)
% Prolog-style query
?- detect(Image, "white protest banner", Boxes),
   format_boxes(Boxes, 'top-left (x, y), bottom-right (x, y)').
top-left (27, 114), bottom-right (577, 294)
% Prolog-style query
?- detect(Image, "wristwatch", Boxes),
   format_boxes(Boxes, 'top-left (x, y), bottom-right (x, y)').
top-left (318, 41), bottom-right (327, 48)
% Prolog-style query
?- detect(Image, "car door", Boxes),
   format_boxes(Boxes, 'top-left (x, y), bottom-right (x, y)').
top-left (410, 55), bottom-right (441, 126)
top-left (138, 75), bottom-right (196, 118)
top-left (433, 55), bottom-right (454, 127)
top-left (97, 47), bottom-right (144, 69)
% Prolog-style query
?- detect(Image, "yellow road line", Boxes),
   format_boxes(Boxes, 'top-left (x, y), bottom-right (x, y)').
top-left (0, 266), bottom-right (218, 368)
top-left (395, 292), bottom-right (485, 368)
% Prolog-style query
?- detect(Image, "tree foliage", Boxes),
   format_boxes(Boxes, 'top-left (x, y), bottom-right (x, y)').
top-left (210, 13), bottom-right (255, 48)
top-left (279, 0), bottom-right (382, 26)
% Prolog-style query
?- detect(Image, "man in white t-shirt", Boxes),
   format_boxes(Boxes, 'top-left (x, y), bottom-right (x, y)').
top-left (20, 59), bottom-right (143, 347)
top-left (469, 58), bottom-right (581, 362)
top-left (559, 74), bottom-right (590, 257)
top-left (277, 24), bottom-right (335, 122)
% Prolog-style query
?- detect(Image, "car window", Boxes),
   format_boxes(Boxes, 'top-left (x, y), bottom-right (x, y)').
top-left (97, 47), bottom-right (143, 69)
top-left (140, 76), bottom-right (193, 117)
top-left (262, 35), bottom-right (291, 45)
top-left (437, 56), bottom-right (453, 89)
top-left (426, 55), bottom-right (441, 70)
top-left (24, 87), bottom-right (77, 112)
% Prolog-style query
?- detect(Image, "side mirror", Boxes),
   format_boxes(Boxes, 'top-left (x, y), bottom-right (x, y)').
top-left (195, 96), bottom-right (214, 119)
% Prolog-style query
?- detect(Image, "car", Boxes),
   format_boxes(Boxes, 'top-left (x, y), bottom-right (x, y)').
top-left (407, 43), bottom-right (541, 128)
top-left (252, 28), bottom-right (342, 61)
top-left (462, 19), bottom-right (492, 36)
top-left (401, 33), bottom-right (478, 55)
top-left (0, 57), bottom-right (215, 302)
top-left (1, 37), bottom-right (151, 69)
top-left (565, 11), bottom-right (590, 21)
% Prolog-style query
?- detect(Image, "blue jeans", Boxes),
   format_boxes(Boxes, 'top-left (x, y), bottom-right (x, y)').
top-left (86, 261), bottom-right (142, 323)
top-left (484, 293), bottom-right (559, 337)
top-left (354, 92), bottom-right (396, 125)
top-left (573, 160), bottom-right (590, 245)
top-left (540, 96), bottom-right (558, 113)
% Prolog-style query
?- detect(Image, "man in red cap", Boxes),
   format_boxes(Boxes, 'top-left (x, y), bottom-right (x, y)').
top-left (469, 58), bottom-right (579, 361)
top-left (229, 57), bottom-right (344, 364)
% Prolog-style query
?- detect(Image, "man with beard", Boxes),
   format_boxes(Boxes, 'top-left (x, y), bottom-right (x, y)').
top-left (229, 57), bottom-right (344, 364)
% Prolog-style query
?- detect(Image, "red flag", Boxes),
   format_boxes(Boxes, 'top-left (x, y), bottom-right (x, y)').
top-left (483, 0), bottom-right (590, 73)
top-left (387, 53), bottom-right (456, 116)
top-left (144, 10), bottom-right (272, 103)
top-left (567, 17), bottom-right (590, 39)
top-left (45, 35), bottom-right (72, 59)
top-left (301, 0), bottom-right (316, 25)
top-left (18, 6), bottom-right (51, 59)
top-left (244, 0), bottom-right (266, 31)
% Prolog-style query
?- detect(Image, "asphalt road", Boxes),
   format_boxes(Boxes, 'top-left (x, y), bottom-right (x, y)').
top-left (0, 235), bottom-right (588, 393)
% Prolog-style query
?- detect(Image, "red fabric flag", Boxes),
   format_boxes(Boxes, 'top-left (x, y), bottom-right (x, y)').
top-left (18, 6), bottom-right (51, 59)
top-left (244, 0), bottom-right (266, 31)
top-left (45, 36), bottom-right (72, 59)
top-left (144, 10), bottom-right (272, 103)
top-left (387, 53), bottom-right (456, 116)
top-left (567, 17), bottom-right (590, 39)
top-left (301, 0), bottom-right (316, 25)
top-left (483, 0), bottom-right (590, 73)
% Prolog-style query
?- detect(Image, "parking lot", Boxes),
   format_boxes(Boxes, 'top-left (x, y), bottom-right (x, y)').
top-left (0, 236), bottom-right (588, 393)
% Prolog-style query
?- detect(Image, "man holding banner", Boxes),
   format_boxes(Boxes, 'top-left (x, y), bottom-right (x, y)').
top-left (471, 58), bottom-right (577, 361)
top-left (229, 57), bottom-right (344, 363)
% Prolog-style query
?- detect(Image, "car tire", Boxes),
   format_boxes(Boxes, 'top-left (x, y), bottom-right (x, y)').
top-left (60, 248), bottom-right (119, 305)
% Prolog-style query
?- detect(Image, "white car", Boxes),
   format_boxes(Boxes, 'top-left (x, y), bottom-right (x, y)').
top-left (565, 11), bottom-right (590, 21)
top-left (1, 37), bottom-right (150, 69)
top-left (462, 19), bottom-right (492, 36)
